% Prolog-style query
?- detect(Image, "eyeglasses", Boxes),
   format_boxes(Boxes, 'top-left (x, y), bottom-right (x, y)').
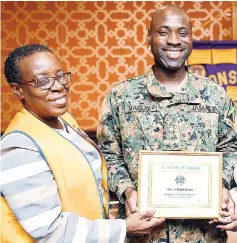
top-left (18, 72), bottom-right (71, 90)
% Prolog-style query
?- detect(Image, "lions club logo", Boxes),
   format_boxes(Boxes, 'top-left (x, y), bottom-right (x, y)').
top-left (175, 175), bottom-right (186, 185)
top-left (189, 64), bottom-right (206, 77)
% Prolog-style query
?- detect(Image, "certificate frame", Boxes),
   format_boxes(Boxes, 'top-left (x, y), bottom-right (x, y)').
top-left (138, 151), bottom-right (222, 219)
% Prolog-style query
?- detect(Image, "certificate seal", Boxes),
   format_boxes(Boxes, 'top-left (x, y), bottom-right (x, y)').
top-left (175, 175), bottom-right (186, 185)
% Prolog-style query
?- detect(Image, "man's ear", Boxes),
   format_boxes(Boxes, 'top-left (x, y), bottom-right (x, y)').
top-left (10, 83), bottom-right (24, 100)
top-left (147, 29), bottom-right (151, 45)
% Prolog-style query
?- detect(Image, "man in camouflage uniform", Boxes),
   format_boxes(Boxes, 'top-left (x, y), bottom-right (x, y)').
top-left (97, 4), bottom-right (237, 243)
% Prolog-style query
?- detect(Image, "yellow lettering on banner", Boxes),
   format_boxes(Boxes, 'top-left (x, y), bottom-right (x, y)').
top-left (229, 70), bottom-right (237, 85)
top-left (188, 49), bottom-right (212, 65)
top-left (212, 49), bottom-right (237, 64)
top-left (208, 70), bottom-right (237, 86)
top-left (217, 72), bottom-right (228, 85)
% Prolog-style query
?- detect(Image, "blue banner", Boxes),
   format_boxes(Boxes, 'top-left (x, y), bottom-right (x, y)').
top-left (188, 41), bottom-right (237, 103)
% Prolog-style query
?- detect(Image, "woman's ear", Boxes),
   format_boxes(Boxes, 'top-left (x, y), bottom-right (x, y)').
top-left (147, 29), bottom-right (151, 45)
top-left (10, 83), bottom-right (24, 100)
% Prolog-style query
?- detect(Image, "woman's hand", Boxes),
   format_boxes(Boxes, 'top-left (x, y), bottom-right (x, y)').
top-left (125, 209), bottom-right (165, 235)
top-left (217, 213), bottom-right (237, 232)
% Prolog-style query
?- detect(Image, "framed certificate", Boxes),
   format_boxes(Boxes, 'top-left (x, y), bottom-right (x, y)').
top-left (138, 151), bottom-right (222, 219)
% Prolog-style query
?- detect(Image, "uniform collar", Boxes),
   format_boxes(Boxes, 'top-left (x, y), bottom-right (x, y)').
top-left (146, 66), bottom-right (202, 104)
top-left (146, 67), bottom-right (172, 98)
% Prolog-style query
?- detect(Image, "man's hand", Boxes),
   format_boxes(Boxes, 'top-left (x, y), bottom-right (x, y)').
top-left (124, 188), bottom-right (139, 217)
top-left (126, 209), bottom-right (165, 235)
top-left (221, 188), bottom-right (235, 215)
top-left (210, 187), bottom-right (235, 224)
top-left (216, 188), bottom-right (237, 231)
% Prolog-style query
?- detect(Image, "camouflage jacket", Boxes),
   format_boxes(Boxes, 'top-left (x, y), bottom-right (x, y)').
top-left (97, 68), bottom-right (237, 243)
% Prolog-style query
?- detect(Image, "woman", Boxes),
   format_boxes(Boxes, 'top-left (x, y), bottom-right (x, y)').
top-left (0, 44), bottom-right (164, 243)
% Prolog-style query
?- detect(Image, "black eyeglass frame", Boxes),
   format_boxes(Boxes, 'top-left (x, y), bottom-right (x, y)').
top-left (17, 71), bottom-right (72, 90)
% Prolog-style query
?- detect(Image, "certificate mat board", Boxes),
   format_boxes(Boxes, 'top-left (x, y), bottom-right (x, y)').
top-left (138, 151), bottom-right (222, 219)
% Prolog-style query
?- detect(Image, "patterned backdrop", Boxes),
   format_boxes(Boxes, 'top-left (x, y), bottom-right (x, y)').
top-left (1, 1), bottom-right (235, 132)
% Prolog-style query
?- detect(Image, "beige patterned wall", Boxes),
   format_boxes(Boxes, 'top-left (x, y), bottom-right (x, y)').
top-left (1, 1), bottom-right (234, 132)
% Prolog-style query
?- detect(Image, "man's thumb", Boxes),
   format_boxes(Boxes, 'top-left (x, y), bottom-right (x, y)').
top-left (127, 197), bottom-right (138, 212)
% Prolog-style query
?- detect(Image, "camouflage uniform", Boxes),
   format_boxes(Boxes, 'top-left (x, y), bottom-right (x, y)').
top-left (97, 68), bottom-right (237, 243)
